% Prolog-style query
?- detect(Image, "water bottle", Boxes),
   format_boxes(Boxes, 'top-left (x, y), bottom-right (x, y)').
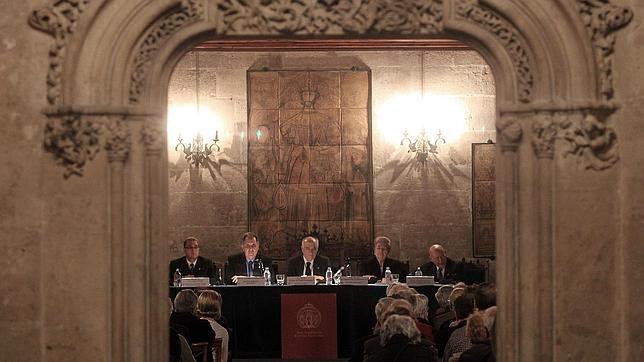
top-left (325, 267), bottom-right (333, 285)
top-left (173, 268), bottom-right (182, 287)
top-left (263, 267), bottom-right (271, 286)
top-left (345, 261), bottom-right (352, 277)
top-left (415, 266), bottom-right (423, 276)
top-left (384, 266), bottom-right (393, 284)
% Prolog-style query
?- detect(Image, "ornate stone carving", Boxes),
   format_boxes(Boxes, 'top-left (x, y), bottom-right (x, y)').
top-left (532, 115), bottom-right (557, 159)
top-left (215, 0), bottom-right (443, 35)
top-left (105, 117), bottom-right (132, 162)
top-left (577, 0), bottom-right (633, 100)
top-left (497, 116), bottom-right (523, 152)
top-left (559, 113), bottom-right (618, 170)
top-left (129, 0), bottom-right (205, 104)
top-left (455, 0), bottom-right (534, 103)
top-left (141, 123), bottom-right (165, 154)
top-left (29, 0), bottom-right (91, 105)
top-left (44, 114), bottom-right (102, 178)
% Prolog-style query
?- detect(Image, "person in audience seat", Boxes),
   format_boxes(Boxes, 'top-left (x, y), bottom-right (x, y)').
top-left (286, 236), bottom-right (330, 279)
top-left (225, 232), bottom-right (273, 284)
top-left (364, 315), bottom-right (438, 362)
top-left (170, 290), bottom-right (215, 362)
top-left (420, 244), bottom-right (463, 284)
top-left (442, 292), bottom-right (476, 361)
top-left (169, 236), bottom-right (217, 284)
top-left (459, 311), bottom-right (495, 362)
top-left (197, 290), bottom-right (229, 362)
top-left (360, 236), bottom-right (409, 283)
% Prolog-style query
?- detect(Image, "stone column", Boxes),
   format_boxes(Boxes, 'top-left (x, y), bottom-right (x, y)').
top-left (531, 113), bottom-right (558, 361)
top-left (104, 116), bottom-right (132, 362)
top-left (496, 116), bottom-right (522, 361)
top-left (141, 118), bottom-right (167, 362)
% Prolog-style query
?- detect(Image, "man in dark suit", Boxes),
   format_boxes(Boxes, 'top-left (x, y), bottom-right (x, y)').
top-left (225, 231), bottom-right (273, 284)
top-left (169, 236), bottom-right (217, 284)
top-left (420, 243), bottom-right (462, 284)
top-left (360, 235), bottom-right (409, 283)
top-left (286, 236), bottom-right (330, 280)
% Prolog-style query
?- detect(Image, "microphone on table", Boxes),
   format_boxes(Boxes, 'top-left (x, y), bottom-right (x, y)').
top-left (333, 266), bottom-right (345, 279)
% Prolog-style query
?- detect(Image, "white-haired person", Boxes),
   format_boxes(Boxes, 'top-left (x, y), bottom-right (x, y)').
top-left (458, 310), bottom-right (495, 362)
top-left (360, 236), bottom-right (408, 283)
top-left (364, 314), bottom-right (438, 362)
top-left (286, 235), bottom-right (330, 279)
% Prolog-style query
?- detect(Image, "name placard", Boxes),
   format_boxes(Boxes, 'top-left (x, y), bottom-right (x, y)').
top-left (286, 276), bottom-right (317, 286)
top-left (235, 276), bottom-right (266, 286)
top-left (180, 277), bottom-right (210, 287)
top-left (339, 276), bottom-right (370, 285)
top-left (406, 276), bottom-right (435, 286)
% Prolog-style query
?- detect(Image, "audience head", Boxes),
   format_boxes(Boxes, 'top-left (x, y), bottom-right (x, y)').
top-left (300, 236), bottom-right (319, 261)
top-left (466, 311), bottom-right (490, 343)
top-left (374, 297), bottom-right (395, 332)
top-left (241, 232), bottom-right (260, 261)
top-left (474, 282), bottom-right (497, 310)
top-left (435, 285), bottom-right (454, 309)
top-left (373, 236), bottom-right (392, 264)
top-left (448, 287), bottom-right (465, 308)
top-left (381, 299), bottom-right (414, 324)
top-left (386, 282), bottom-right (411, 297)
top-left (173, 289), bottom-right (198, 314)
top-left (183, 236), bottom-right (200, 263)
top-left (412, 293), bottom-right (429, 321)
top-left (168, 297), bottom-right (174, 315)
top-left (197, 290), bottom-right (223, 320)
top-left (428, 244), bottom-right (448, 269)
top-left (380, 315), bottom-right (421, 346)
top-left (453, 292), bottom-right (476, 321)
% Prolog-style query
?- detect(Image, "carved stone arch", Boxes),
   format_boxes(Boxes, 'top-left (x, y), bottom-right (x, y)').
top-left (29, 0), bottom-right (633, 361)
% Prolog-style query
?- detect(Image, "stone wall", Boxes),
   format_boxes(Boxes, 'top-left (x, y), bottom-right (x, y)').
top-left (167, 50), bottom-right (496, 269)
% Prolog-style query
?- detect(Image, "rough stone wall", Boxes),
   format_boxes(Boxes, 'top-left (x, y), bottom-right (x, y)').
top-left (167, 50), bottom-right (496, 270)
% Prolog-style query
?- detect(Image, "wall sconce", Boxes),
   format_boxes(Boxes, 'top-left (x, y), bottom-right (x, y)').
top-left (401, 128), bottom-right (446, 162)
top-left (176, 131), bottom-right (220, 168)
top-left (174, 51), bottom-right (220, 168)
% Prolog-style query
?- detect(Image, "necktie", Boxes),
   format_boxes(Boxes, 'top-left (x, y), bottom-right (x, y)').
top-left (305, 262), bottom-right (312, 276)
top-left (189, 263), bottom-right (195, 275)
top-left (437, 268), bottom-right (443, 281)
top-left (247, 260), bottom-right (254, 276)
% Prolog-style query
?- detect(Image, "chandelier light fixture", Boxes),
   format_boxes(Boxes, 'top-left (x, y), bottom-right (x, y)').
top-left (401, 128), bottom-right (446, 162)
top-left (175, 51), bottom-right (220, 167)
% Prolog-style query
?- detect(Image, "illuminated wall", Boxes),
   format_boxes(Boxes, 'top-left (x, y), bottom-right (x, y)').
top-left (167, 50), bottom-right (496, 269)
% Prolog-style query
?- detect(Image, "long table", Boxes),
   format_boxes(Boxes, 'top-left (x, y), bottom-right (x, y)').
top-left (170, 284), bottom-right (441, 359)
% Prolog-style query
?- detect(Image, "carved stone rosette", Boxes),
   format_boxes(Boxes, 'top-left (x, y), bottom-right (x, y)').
top-left (576, 0), bottom-right (633, 100)
top-left (104, 117), bottom-right (132, 163)
top-left (129, 0), bottom-right (205, 104)
top-left (532, 115), bottom-right (557, 159)
top-left (497, 116), bottom-right (523, 152)
top-left (215, 0), bottom-right (443, 35)
top-left (454, 0), bottom-right (534, 103)
top-left (43, 114), bottom-right (102, 178)
top-left (28, 0), bottom-right (91, 106)
top-left (558, 112), bottom-right (619, 170)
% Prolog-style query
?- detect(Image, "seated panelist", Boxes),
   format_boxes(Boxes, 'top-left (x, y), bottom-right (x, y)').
top-left (420, 243), bottom-right (462, 284)
top-left (169, 236), bottom-right (217, 284)
top-left (225, 232), bottom-right (273, 284)
top-left (286, 236), bottom-right (330, 281)
top-left (361, 236), bottom-right (408, 283)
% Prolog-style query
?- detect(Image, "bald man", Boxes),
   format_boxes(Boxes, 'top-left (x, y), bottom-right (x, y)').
top-left (420, 244), bottom-right (462, 284)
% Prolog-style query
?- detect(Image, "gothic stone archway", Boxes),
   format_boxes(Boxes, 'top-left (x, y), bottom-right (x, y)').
top-left (29, 0), bottom-right (632, 361)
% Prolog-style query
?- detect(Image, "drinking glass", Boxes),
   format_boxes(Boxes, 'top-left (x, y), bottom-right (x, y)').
top-left (276, 274), bottom-right (286, 286)
top-left (392, 274), bottom-right (400, 283)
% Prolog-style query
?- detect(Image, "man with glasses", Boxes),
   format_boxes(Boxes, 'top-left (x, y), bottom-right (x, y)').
top-left (420, 243), bottom-right (462, 284)
top-left (169, 236), bottom-right (217, 284)
top-left (225, 232), bottom-right (273, 284)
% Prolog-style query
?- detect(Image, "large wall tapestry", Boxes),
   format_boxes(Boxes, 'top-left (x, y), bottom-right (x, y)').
top-left (248, 70), bottom-right (373, 262)
top-left (471, 142), bottom-right (495, 257)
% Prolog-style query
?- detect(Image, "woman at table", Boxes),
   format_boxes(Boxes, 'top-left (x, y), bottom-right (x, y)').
top-left (361, 236), bottom-right (408, 283)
